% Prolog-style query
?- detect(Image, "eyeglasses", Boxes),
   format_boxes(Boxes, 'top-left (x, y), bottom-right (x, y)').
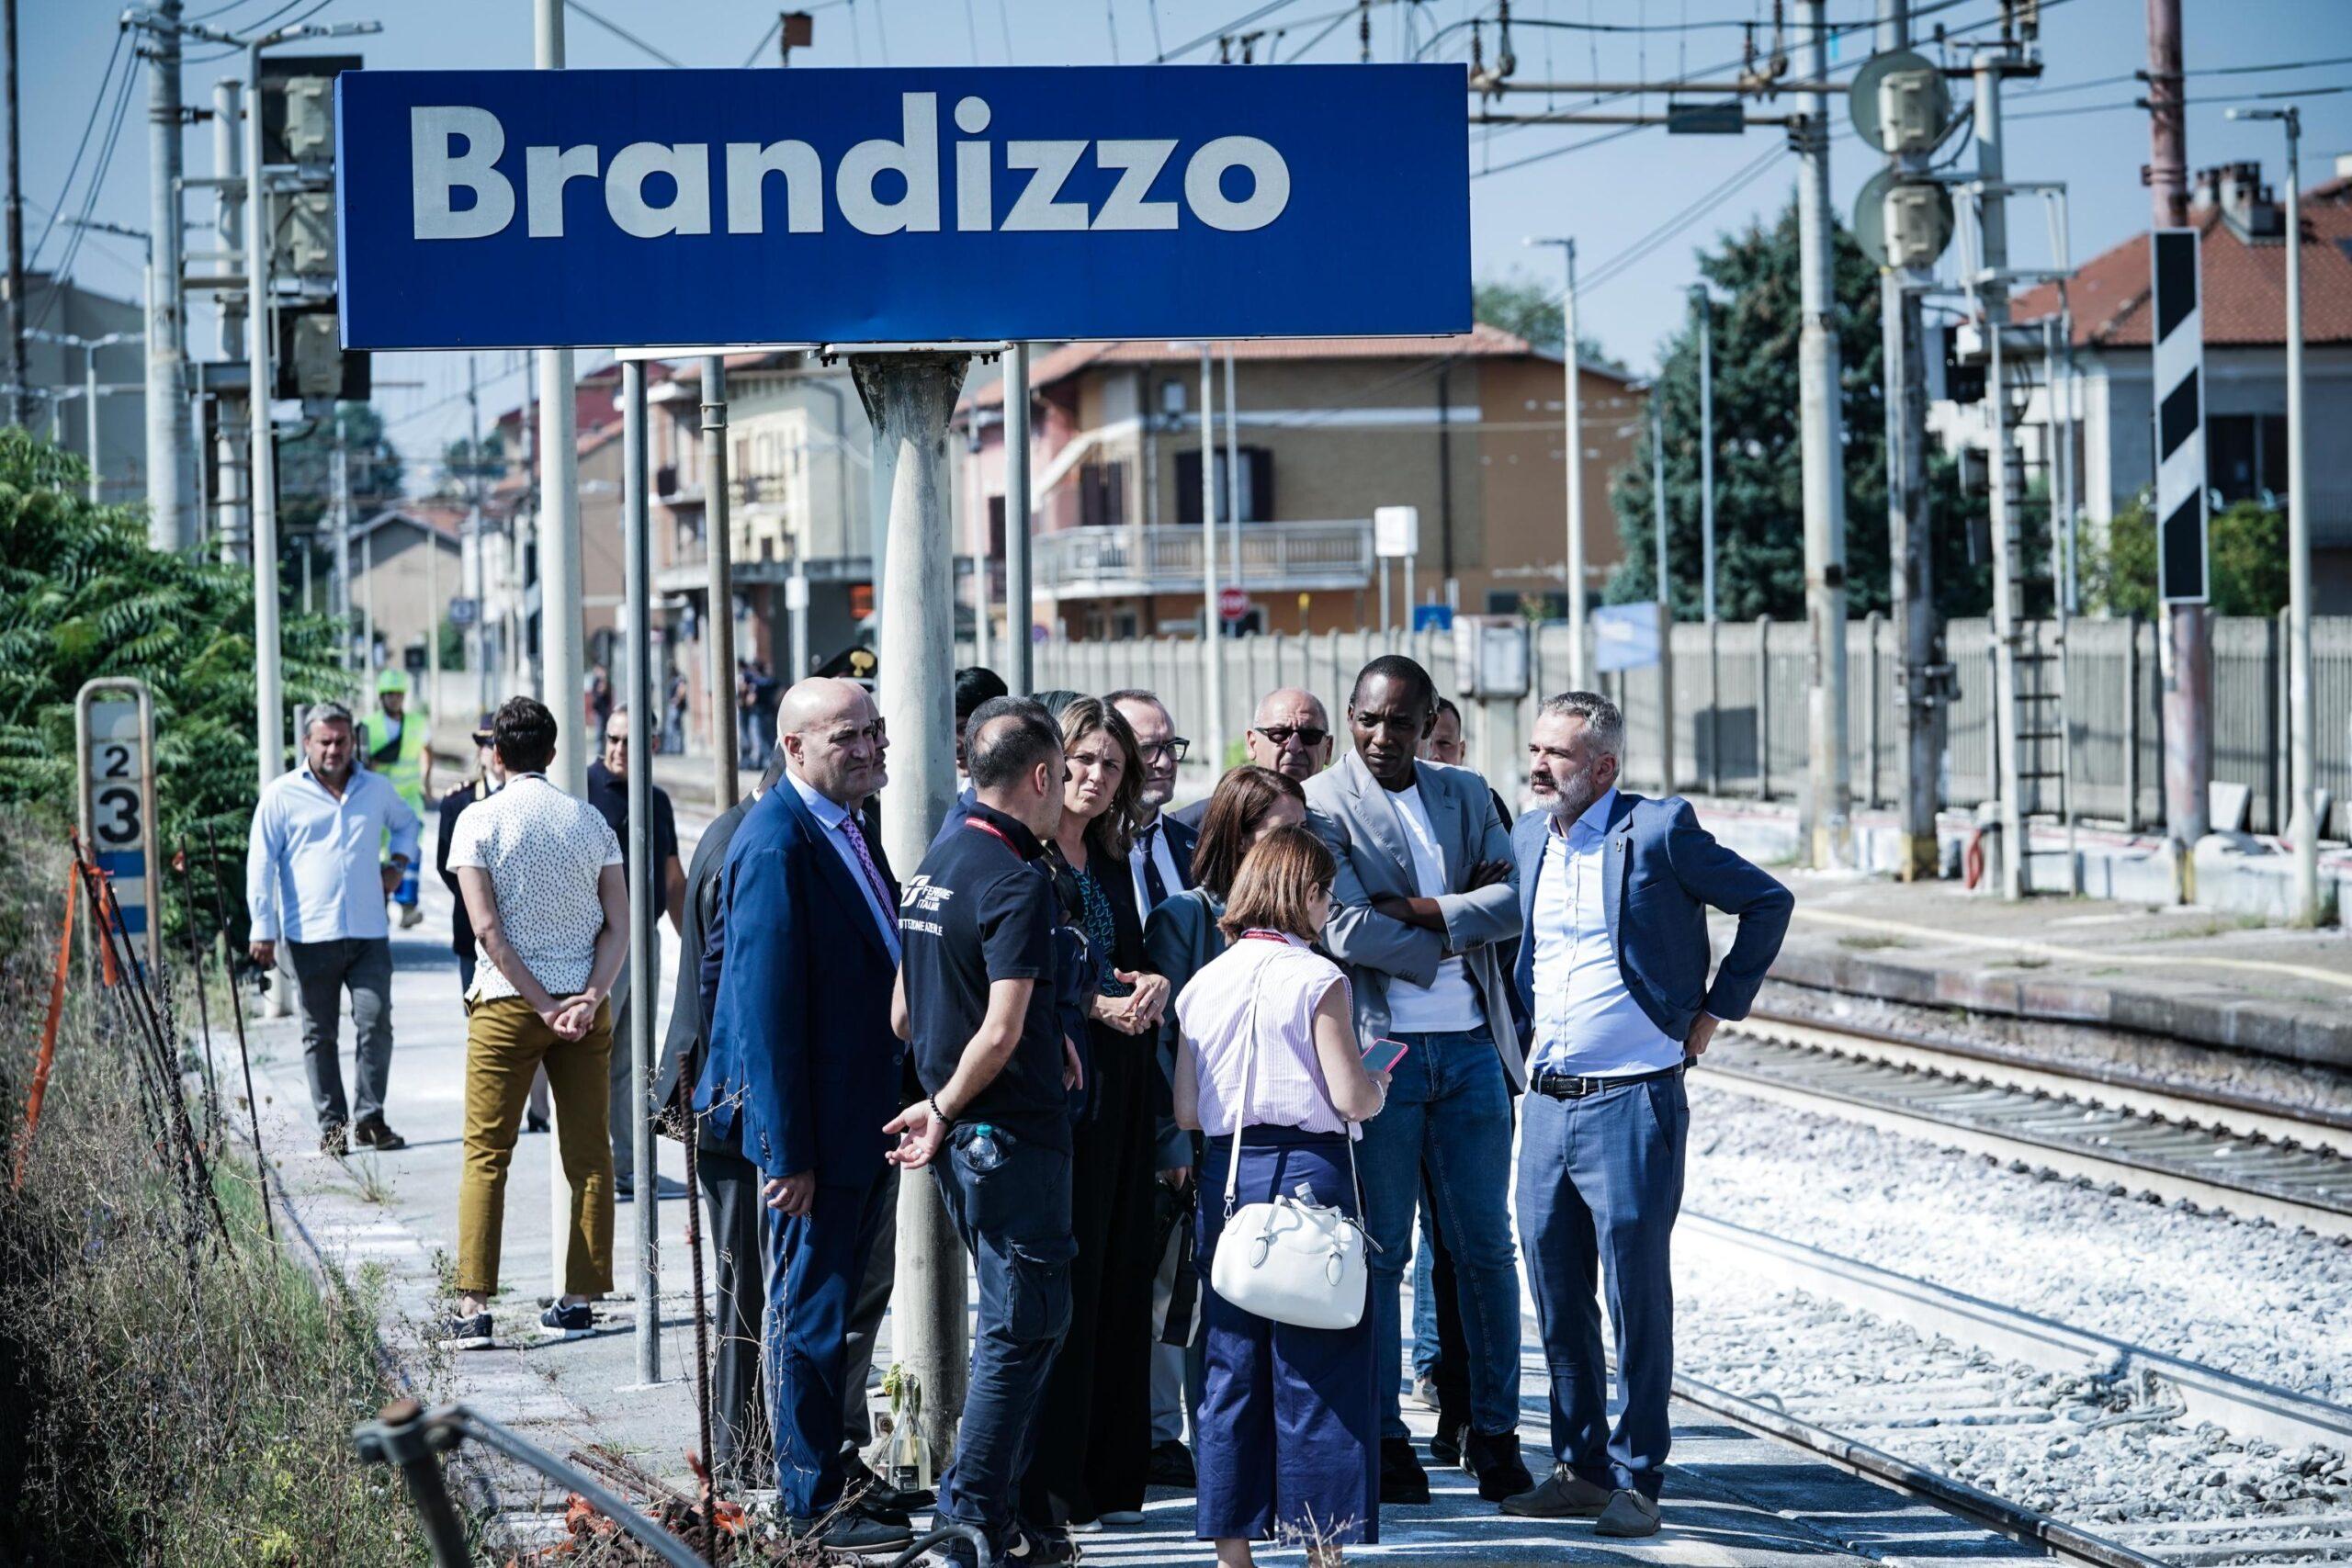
top-left (1253, 725), bottom-right (1329, 750)
top-left (1137, 738), bottom-right (1192, 765)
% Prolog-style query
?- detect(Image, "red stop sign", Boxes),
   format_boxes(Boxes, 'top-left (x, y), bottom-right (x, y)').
top-left (1217, 586), bottom-right (1250, 621)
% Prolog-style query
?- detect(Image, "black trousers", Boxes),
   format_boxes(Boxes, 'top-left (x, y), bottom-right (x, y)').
top-left (698, 1143), bottom-right (772, 1486)
top-left (1030, 1032), bottom-right (1158, 1523)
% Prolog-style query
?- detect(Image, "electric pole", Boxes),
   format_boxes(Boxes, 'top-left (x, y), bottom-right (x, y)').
top-left (144, 0), bottom-right (193, 551)
top-left (467, 355), bottom-right (490, 717)
top-left (1796, 0), bottom-right (1850, 870)
top-left (1694, 285), bottom-right (1717, 625)
top-left (1528, 235), bottom-right (1587, 687)
top-left (1198, 344), bottom-right (1224, 768)
top-left (1880, 0), bottom-right (1939, 880)
top-left (537, 0), bottom-right (585, 792)
top-left (2, 0), bottom-right (28, 428)
top-left (212, 77), bottom-right (245, 563)
top-left (2148, 0), bottom-right (2211, 885)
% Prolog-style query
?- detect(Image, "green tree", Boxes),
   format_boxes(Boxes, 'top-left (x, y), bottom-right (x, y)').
top-left (2083, 497), bottom-right (2287, 618)
top-left (0, 430), bottom-right (348, 932)
top-left (1473, 273), bottom-right (1627, 373)
top-left (279, 402), bottom-right (405, 609)
top-left (1602, 202), bottom-right (2007, 622)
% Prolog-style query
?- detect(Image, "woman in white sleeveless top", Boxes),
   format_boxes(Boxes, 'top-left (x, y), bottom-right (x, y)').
top-left (1174, 826), bottom-right (1390, 1567)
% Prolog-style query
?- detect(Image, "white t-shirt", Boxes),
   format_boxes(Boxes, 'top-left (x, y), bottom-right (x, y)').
top-left (1176, 932), bottom-right (1356, 1139)
top-left (445, 773), bottom-right (622, 1002)
top-left (1381, 784), bottom-right (1485, 1033)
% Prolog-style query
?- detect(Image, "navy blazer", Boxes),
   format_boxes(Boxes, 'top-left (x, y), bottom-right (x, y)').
top-left (1510, 791), bottom-right (1793, 1047)
top-left (695, 781), bottom-right (904, 1186)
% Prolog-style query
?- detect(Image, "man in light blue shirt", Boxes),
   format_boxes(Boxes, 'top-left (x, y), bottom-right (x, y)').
top-left (1502, 691), bottom-right (1791, 1537)
top-left (246, 700), bottom-right (424, 1156)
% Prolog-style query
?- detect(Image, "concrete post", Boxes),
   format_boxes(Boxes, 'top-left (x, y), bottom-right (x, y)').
top-left (1797, 0), bottom-right (1850, 871)
top-left (854, 351), bottom-right (972, 1471)
top-left (1695, 286), bottom-right (1717, 626)
top-left (146, 0), bottom-right (190, 552)
top-left (245, 35), bottom-right (281, 787)
top-left (622, 361), bottom-right (660, 1382)
top-left (2278, 108), bottom-right (2320, 923)
top-left (1198, 345), bottom-right (1224, 769)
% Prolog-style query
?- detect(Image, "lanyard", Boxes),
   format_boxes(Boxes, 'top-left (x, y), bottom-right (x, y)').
top-left (964, 817), bottom-right (1023, 858)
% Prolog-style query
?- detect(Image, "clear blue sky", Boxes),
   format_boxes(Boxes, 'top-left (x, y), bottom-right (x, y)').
top-left (19, 0), bottom-right (2352, 475)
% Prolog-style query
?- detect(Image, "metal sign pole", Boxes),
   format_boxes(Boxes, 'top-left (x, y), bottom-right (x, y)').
top-left (1004, 343), bottom-right (1034, 696)
top-left (621, 360), bottom-right (661, 1385)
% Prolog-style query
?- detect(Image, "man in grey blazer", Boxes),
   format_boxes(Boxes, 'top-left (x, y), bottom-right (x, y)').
top-left (1306, 655), bottom-right (1532, 1507)
top-left (1501, 690), bottom-right (1791, 1537)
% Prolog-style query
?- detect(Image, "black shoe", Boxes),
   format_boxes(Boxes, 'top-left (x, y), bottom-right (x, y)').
top-left (353, 1116), bottom-right (407, 1151)
top-left (790, 1508), bottom-right (913, 1551)
top-left (845, 1452), bottom-right (935, 1514)
top-left (524, 1111), bottom-right (550, 1134)
top-left (539, 1300), bottom-right (594, 1338)
top-left (436, 1310), bottom-right (493, 1350)
top-left (320, 1123), bottom-right (349, 1157)
top-left (1465, 1429), bottom-right (1533, 1502)
top-left (1428, 1422), bottom-right (1463, 1467)
top-left (1146, 1438), bottom-right (1196, 1489)
top-left (1008, 1523), bottom-right (1081, 1562)
top-left (1380, 1436), bottom-right (1431, 1505)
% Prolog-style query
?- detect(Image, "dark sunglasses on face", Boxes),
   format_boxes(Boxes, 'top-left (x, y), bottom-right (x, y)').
top-left (1138, 739), bottom-right (1192, 765)
top-left (1254, 725), bottom-right (1329, 749)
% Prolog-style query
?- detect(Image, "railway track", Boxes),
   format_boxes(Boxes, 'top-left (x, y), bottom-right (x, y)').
top-left (1664, 1008), bottom-right (2352, 1565)
top-left (1706, 1010), bottom-right (2352, 1239)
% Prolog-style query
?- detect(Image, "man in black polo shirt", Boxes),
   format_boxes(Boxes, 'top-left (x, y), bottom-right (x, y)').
top-left (888, 696), bottom-right (1080, 1568)
top-left (586, 705), bottom-right (685, 1196)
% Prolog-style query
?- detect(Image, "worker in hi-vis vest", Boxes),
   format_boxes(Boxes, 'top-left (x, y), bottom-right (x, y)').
top-left (362, 666), bottom-right (435, 929)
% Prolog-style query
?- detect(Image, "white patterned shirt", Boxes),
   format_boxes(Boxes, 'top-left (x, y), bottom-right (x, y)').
top-left (445, 773), bottom-right (622, 1002)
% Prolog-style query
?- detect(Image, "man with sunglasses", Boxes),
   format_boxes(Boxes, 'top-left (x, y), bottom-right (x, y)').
top-left (586, 707), bottom-right (685, 1198)
top-left (1170, 687), bottom-right (1334, 829)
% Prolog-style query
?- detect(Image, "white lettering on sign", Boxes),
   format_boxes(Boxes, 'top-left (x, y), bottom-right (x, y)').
top-left (407, 94), bottom-right (1294, 243)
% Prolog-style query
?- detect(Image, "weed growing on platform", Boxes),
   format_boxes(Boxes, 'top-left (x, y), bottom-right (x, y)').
top-left (0, 825), bottom-right (429, 1565)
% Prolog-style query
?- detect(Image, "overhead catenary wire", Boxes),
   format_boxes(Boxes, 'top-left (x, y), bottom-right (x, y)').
top-left (33, 58), bottom-right (140, 333)
top-left (564, 0), bottom-right (683, 67)
top-left (29, 28), bottom-right (125, 271)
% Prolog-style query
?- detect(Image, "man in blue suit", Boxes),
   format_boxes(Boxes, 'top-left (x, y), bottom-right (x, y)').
top-left (698, 677), bottom-right (910, 1554)
top-left (1502, 690), bottom-right (1792, 1537)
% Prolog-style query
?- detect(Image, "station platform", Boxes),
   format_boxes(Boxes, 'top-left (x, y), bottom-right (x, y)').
top-left (243, 854), bottom-right (2054, 1566)
top-left (1742, 861), bottom-right (2352, 1073)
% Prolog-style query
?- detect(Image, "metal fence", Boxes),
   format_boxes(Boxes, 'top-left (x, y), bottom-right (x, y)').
top-left (1015, 614), bottom-right (2352, 841)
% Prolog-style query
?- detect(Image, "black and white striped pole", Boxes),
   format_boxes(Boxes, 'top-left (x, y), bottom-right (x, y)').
top-left (2149, 226), bottom-right (2212, 891)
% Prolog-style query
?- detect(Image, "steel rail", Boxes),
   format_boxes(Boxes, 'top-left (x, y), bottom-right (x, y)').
top-left (1705, 1027), bottom-right (2352, 1239)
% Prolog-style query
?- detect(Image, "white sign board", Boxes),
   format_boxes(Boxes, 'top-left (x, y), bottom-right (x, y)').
top-left (76, 678), bottom-right (163, 976)
top-left (1452, 615), bottom-right (1530, 698)
top-left (1374, 504), bottom-right (1420, 560)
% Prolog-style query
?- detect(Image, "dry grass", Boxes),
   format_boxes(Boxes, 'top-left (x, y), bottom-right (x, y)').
top-left (0, 823), bottom-right (430, 1566)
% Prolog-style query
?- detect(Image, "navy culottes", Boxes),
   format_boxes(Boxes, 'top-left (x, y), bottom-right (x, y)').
top-left (1195, 1125), bottom-right (1380, 1547)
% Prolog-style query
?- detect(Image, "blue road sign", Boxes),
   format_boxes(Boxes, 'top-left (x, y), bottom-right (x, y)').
top-left (335, 65), bottom-right (1471, 350)
top-left (1592, 603), bottom-right (1662, 672)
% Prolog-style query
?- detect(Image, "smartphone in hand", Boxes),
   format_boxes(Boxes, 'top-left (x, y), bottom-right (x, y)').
top-left (1362, 1037), bottom-right (1409, 1073)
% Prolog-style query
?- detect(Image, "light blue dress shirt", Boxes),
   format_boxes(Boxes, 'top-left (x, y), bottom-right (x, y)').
top-left (244, 763), bottom-right (424, 943)
top-left (786, 770), bottom-right (901, 964)
top-left (1527, 787), bottom-right (1682, 1079)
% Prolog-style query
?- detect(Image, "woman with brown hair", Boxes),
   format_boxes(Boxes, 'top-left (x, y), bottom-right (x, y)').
top-left (1030, 695), bottom-right (1173, 1537)
top-left (1175, 825), bottom-right (1389, 1566)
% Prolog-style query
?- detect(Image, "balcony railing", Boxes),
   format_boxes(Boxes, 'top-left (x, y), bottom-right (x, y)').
top-left (1035, 520), bottom-right (1374, 599)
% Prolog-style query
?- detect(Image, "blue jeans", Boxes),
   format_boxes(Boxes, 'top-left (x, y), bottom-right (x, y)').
top-left (932, 1123), bottom-right (1077, 1550)
top-left (763, 1162), bottom-right (896, 1520)
top-left (1517, 1070), bottom-right (1688, 1500)
top-left (1410, 1204), bottom-right (1439, 1379)
top-left (1355, 1027), bottom-right (1521, 1440)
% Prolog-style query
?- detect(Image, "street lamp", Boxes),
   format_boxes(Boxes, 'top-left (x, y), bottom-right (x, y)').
top-left (1525, 235), bottom-right (1588, 688)
top-left (28, 328), bottom-right (142, 502)
top-left (177, 13), bottom-right (382, 786)
top-left (2229, 103), bottom-right (2319, 923)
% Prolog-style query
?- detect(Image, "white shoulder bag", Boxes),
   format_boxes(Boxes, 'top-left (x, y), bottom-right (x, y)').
top-left (1206, 962), bottom-right (1374, 1331)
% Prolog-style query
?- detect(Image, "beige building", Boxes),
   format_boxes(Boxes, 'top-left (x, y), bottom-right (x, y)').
top-left (956, 326), bottom-right (1643, 641)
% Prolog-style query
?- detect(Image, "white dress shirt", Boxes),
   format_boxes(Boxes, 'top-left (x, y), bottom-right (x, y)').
top-left (1380, 783), bottom-right (1485, 1034)
top-left (1128, 812), bottom-right (1186, 917)
top-left (244, 764), bottom-right (423, 944)
top-left (787, 770), bottom-right (901, 964)
top-left (1527, 788), bottom-right (1682, 1078)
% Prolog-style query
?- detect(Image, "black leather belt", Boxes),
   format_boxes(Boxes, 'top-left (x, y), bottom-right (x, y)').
top-left (1531, 1062), bottom-right (1685, 1100)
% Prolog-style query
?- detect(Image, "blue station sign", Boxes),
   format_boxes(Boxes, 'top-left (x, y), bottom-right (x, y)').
top-left (334, 64), bottom-right (1470, 350)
